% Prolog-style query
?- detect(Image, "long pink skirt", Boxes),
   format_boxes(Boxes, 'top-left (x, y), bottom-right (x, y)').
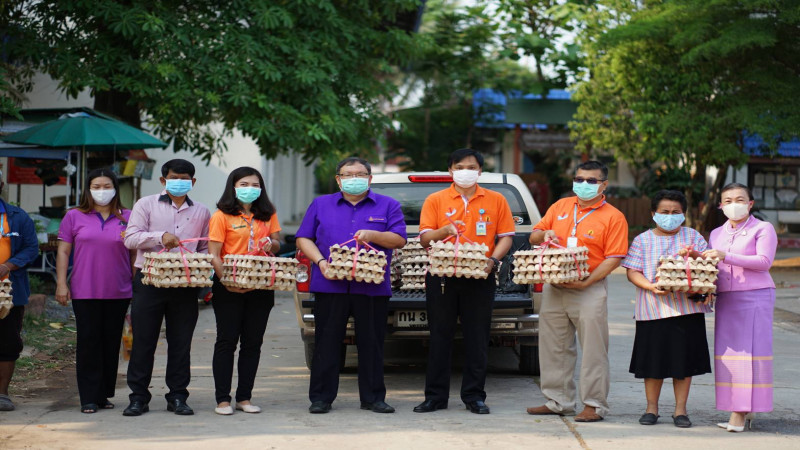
top-left (714, 288), bottom-right (775, 412)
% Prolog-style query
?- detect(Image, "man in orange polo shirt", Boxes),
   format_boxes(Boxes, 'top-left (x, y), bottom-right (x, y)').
top-left (413, 148), bottom-right (515, 415)
top-left (526, 160), bottom-right (628, 422)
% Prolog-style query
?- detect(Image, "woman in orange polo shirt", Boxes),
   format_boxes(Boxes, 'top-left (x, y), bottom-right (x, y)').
top-left (208, 167), bottom-right (281, 416)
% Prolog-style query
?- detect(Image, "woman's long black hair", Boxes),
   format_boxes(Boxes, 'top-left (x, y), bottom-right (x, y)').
top-left (216, 166), bottom-right (276, 221)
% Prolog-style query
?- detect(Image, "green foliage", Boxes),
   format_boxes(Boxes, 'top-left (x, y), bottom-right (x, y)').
top-left (4, 0), bottom-right (422, 161)
top-left (570, 0), bottom-right (800, 226)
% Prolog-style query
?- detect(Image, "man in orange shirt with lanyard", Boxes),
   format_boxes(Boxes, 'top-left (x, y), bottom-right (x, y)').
top-left (526, 160), bottom-right (628, 422)
top-left (413, 149), bottom-right (515, 415)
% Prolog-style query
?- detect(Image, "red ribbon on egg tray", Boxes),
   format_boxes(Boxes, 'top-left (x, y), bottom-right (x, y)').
top-left (441, 208), bottom-right (477, 276)
top-left (536, 239), bottom-right (584, 282)
top-left (146, 237), bottom-right (210, 284)
top-left (232, 237), bottom-right (276, 286)
top-left (672, 244), bottom-right (695, 292)
top-left (331, 237), bottom-right (381, 279)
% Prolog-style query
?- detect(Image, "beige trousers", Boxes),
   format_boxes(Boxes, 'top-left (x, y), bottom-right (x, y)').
top-left (539, 279), bottom-right (610, 417)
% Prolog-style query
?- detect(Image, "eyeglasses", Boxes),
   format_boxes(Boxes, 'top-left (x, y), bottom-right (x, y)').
top-left (337, 173), bottom-right (370, 179)
top-left (573, 177), bottom-right (607, 185)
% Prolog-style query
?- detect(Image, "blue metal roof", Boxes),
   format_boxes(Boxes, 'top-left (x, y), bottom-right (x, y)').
top-left (473, 88), bottom-right (572, 129)
top-left (743, 134), bottom-right (800, 158)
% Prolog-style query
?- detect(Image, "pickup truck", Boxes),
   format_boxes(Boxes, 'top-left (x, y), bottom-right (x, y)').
top-left (293, 172), bottom-right (543, 375)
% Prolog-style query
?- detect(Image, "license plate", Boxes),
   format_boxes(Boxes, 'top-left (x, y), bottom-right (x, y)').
top-left (395, 310), bottom-right (428, 328)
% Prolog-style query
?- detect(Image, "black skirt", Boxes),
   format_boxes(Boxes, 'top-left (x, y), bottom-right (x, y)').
top-left (629, 313), bottom-right (711, 379)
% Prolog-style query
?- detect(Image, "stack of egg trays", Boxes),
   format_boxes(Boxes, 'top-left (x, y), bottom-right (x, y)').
top-left (141, 252), bottom-right (214, 288)
top-left (655, 256), bottom-right (720, 293)
top-left (398, 237), bottom-right (429, 291)
top-left (0, 279), bottom-right (13, 319)
top-left (427, 240), bottom-right (489, 279)
top-left (511, 247), bottom-right (590, 285)
top-left (221, 255), bottom-right (299, 291)
top-left (325, 244), bottom-right (387, 284)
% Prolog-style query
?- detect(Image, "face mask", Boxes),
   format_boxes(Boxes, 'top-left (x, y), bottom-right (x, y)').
top-left (652, 213), bottom-right (685, 232)
top-left (452, 169), bottom-right (480, 188)
top-left (165, 179), bottom-right (193, 197)
top-left (340, 177), bottom-right (369, 195)
top-left (90, 189), bottom-right (116, 206)
top-left (722, 202), bottom-right (750, 221)
top-left (572, 181), bottom-right (601, 201)
top-left (235, 187), bottom-right (262, 204)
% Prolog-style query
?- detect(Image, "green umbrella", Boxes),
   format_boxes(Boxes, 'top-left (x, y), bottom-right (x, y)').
top-left (1, 112), bottom-right (167, 149)
top-left (1, 112), bottom-right (168, 207)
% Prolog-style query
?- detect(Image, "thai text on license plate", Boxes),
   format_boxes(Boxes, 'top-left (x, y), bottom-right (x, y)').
top-left (395, 310), bottom-right (428, 328)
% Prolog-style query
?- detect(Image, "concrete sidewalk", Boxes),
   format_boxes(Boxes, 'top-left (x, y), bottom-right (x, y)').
top-left (1, 274), bottom-right (799, 449)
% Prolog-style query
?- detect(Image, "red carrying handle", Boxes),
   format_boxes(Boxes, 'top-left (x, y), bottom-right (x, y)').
top-left (330, 237), bottom-right (381, 280)
top-left (536, 238), bottom-right (584, 281)
top-left (146, 237), bottom-right (210, 285)
top-left (441, 209), bottom-right (477, 276)
top-left (232, 237), bottom-right (276, 286)
top-left (672, 244), bottom-right (695, 292)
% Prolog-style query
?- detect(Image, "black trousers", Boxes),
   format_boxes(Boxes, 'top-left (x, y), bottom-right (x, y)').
top-left (424, 273), bottom-right (495, 403)
top-left (72, 298), bottom-right (130, 406)
top-left (127, 271), bottom-right (199, 404)
top-left (309, 293), bottom-right (389, 404)
top-left (0, 306), bottom-right (24, 361)
top-left (211, 280), bottom-right (274, 404)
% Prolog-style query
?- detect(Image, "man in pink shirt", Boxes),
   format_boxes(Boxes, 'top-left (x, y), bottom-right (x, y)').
top-left (122, 159), bottom-right (210, 417)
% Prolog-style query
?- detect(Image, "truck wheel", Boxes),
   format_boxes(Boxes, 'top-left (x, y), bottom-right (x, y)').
top-left (519, 344), bottom-right (540, 376)
top-left (304, 341), bottom-right (315, 370)
top-left (303, 341), bottom-right (348, 371)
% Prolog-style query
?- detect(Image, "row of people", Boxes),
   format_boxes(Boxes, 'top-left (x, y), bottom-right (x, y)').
top-left (0, 153), bottom-right (775, 434)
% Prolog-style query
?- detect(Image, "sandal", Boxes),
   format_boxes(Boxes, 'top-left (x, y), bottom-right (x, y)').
top-left (98, 400), bottom-right (115, 409)
top-left (81, 403), bottom-right (98, 414)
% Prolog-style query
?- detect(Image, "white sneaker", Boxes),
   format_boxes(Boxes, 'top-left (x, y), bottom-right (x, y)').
top-left (236, 403), bottom-right (262, 413)
top-left (214, 405), bottom-right (234, 415)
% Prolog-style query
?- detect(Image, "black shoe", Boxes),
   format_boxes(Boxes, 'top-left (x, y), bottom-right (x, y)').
top-left (309, 401), bottom-right (332, 414)
top-left (672, 414), bottom-right (692, 428)
top-left (465, 400), bottom-right (490, 414)
top-left (166, 399), bottom-right (194, 415)
top-left (413, 399), bottom-right (448, 413)
top-left (122, 401), bottom-right (149, 416)
top-left (639, 413), bottom-right (659, 425)
top-left (361, 400), bottom-right (395, 413)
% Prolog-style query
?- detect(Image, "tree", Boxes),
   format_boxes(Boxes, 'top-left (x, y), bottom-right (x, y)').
top-left (3, 0), bottom-right (422, 161)
top-left (571, 0), bottom-right (800, 228)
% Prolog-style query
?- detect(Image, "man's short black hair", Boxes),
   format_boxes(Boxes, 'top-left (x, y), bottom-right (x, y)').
top-left (161, 159), bottom-right (196, 177)
top-left (575, 160), bottom-right (608, 179)
top-left (336, 157), bottom-right (372, 175)
top-left (447, 148), bottom-right (484, 168)
top-left (651, 189), bottom-right (687, 213)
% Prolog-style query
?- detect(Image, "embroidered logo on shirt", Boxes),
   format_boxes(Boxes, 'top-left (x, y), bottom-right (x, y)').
top-left (232, 224), bottom-right (248, 230)
top-left (582, 233), bottom-right (595, 240)
top-left (367, 216), bottom-right (387, 223)
top-left (557, 213), bottom-right (568, 220)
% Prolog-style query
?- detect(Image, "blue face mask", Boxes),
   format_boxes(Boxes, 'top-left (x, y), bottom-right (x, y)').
top-left (340, 177), bottom-right (369, 195)
top-left (235, 187), bottom-right (262, 204)
top-left (165, 179), bottom-right (193, 197)
top-left (653, 213), bottom-right (685, 231)
top-left (572, 181), bottom-right (600, 201)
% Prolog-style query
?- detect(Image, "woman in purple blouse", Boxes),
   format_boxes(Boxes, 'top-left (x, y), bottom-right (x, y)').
top-left (704, 183), bottom-right (777, 432)
top-left (56, 169), bottom-right (134, 414)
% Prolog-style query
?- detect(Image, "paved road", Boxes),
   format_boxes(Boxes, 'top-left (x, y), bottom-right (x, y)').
top-left (1, 273), bottom-right (799, 449)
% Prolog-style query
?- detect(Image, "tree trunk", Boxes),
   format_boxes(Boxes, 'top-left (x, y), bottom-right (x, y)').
top-left (698, 164), bottom-right (729, 233)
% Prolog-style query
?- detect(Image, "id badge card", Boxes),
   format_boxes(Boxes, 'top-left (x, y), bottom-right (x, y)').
top-left (567, 236), bottom-right (578, 248)
top-left (476, 221), bottom-right (487, 236)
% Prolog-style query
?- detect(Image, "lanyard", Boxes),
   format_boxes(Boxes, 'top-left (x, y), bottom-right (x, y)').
top-left (0, 214), bottom-right (18, 238)
top-left (571, 203), bottom-right (600, 237)
top-left (241, 214), bottom-right (256, 252)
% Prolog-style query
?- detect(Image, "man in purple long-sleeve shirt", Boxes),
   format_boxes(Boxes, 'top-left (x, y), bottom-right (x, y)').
top-left (296, 157), bottom-right (406, 414)
top-left (122, 159), bottom-right (210, 417)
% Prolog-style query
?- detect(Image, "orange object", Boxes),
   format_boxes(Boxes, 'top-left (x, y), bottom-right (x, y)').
top-left (533, 195), bottom-right (628, 272)
top-left (0, 213), bottom-right (11, 280)
top-left (419, 184), bottom-right (515, 257)
top-left (208, 210), bottom-right (281, 258)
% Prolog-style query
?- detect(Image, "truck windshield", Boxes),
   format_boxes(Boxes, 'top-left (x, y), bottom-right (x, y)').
top-left (370, 183), bottom-right (531, 226)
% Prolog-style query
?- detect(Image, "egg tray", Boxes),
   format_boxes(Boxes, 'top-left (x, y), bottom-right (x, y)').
top-left (221, 255), bottom-right (299, 291)
top-left (141, 252), bottom-right (214, 288)
top-left (0, 280), bottom-right (12, 319)
top-left (427, 240), bottom-right (490, 279)
top-left (399, 263), bottom-right (428, 291)
top-left (325, 244), bottom-right (387, 284)
top-left (0, 279), bottom-right (11, 296)
top-left (655, 256), bottom-right (720, 294)
top-left (511, 247), bottom-right (591, 285)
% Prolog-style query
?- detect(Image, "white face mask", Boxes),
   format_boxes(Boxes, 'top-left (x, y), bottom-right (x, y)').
top-left (722, 202), bottom-right (750, 221)
top-left (452, 169), bottom-right (480, 188)
top-left (90, 189), bottom-right (116, 206)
